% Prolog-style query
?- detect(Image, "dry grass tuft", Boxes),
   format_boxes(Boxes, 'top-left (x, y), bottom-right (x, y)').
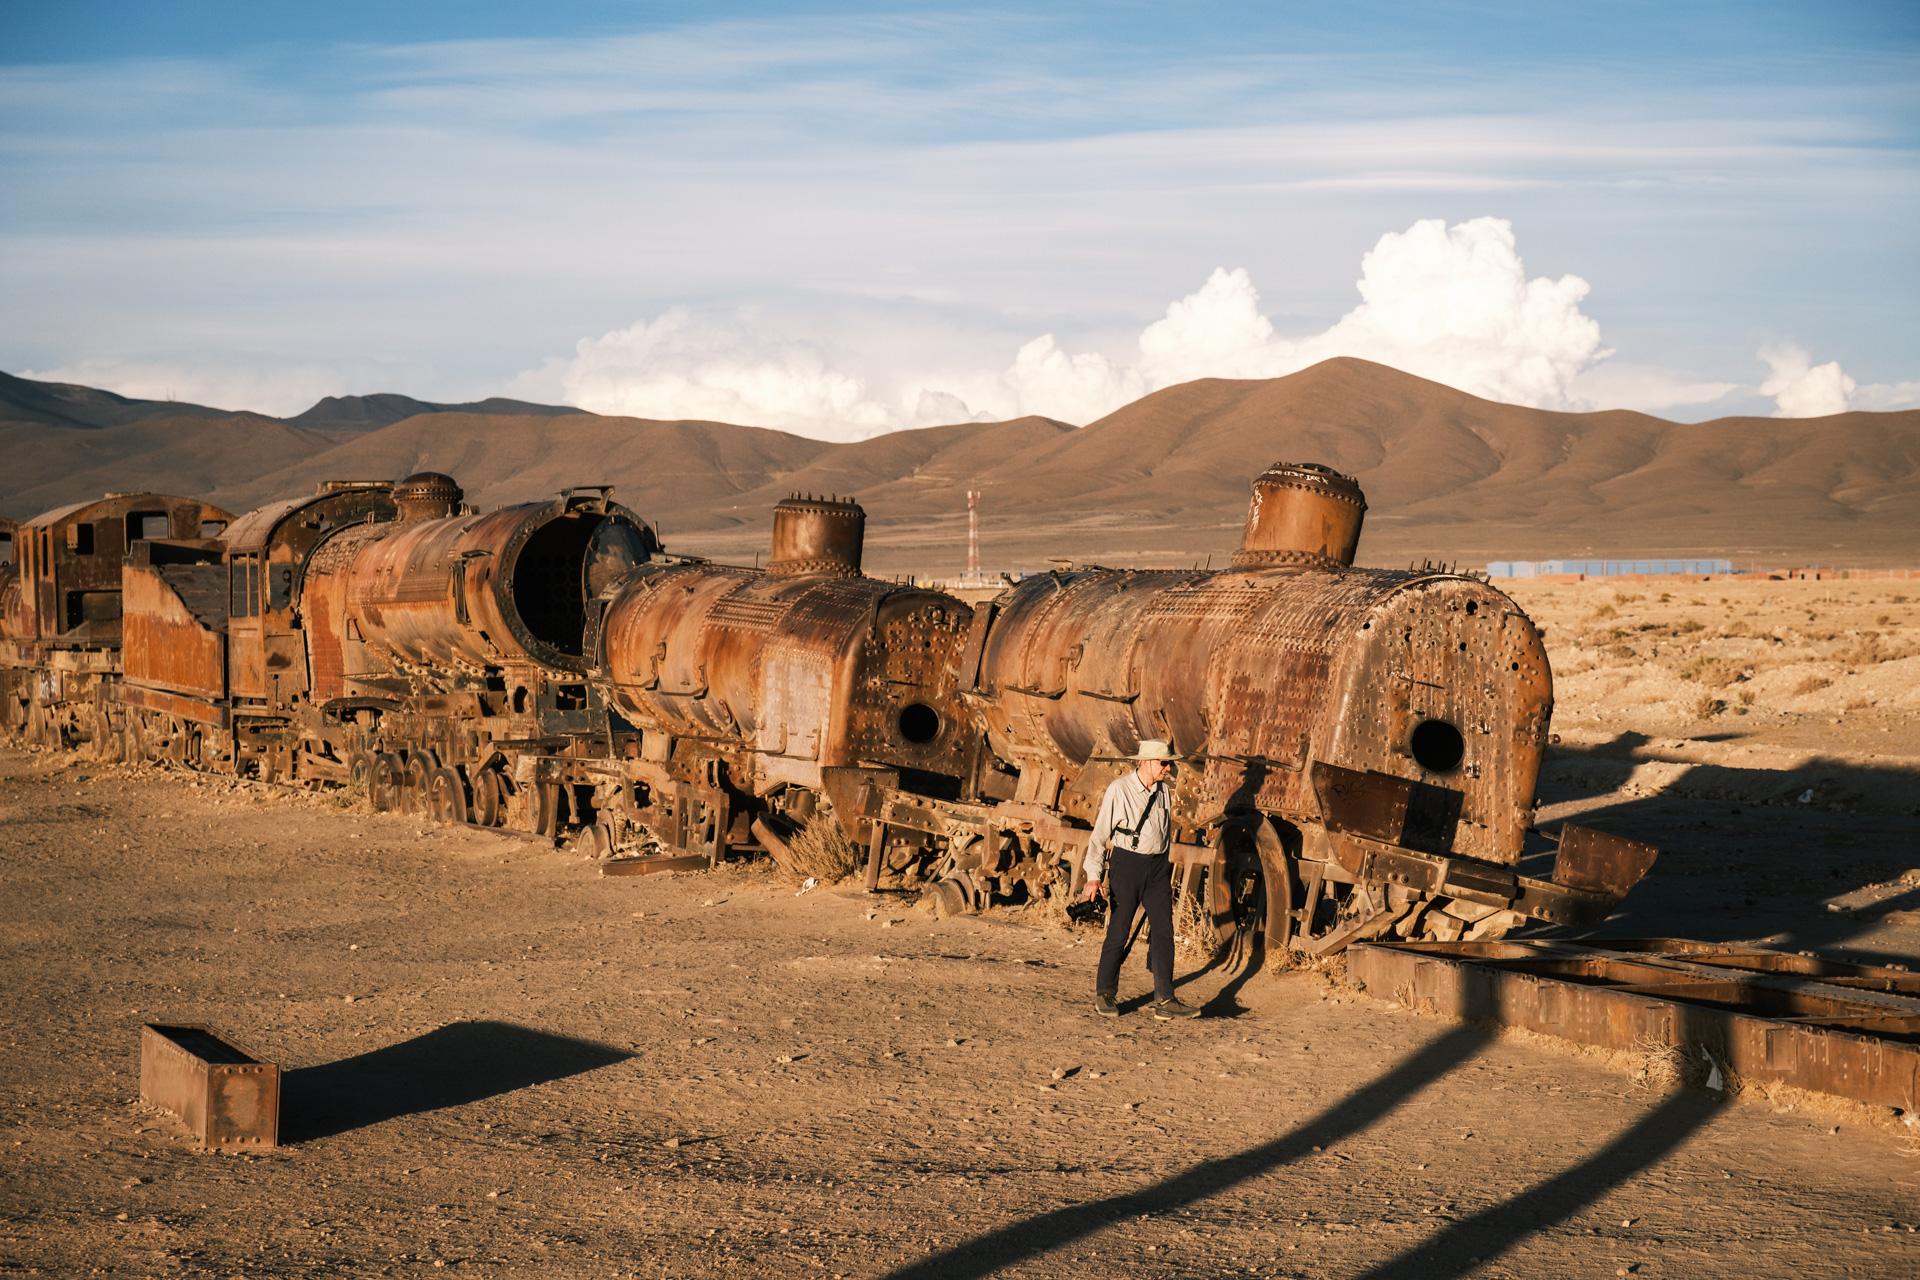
top-left (1793, 675), bottom-right (1832, 696)
top-left (1173, 884), bottom-right (1224, 963)
top-left (1679, 656), bottom-right (1742, 688)
top-left (1690, 692), bottom-right (1725, 719)
top-left (772, 815), bottom-right (862, 884)
top-left (1627, 1035), bottom-right (1691, 1091)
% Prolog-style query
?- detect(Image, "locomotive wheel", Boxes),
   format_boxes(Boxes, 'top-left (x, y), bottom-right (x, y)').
top-left (401, 755), bottom-right (432, 816)
top-left (93, 712), bottom-right (124, 763)
top-left (533, 782), bottom-right (561, 839)
top-left (1204, 846), bottom-right (1262, 950)
top-left (370, 753), bottom-right (402, 812)
top-left (25, 698), bottom-right (53, 748)
top-left (470, 770), bottom-right (503, 827)
top-left (428, 766), bottom-right (468, 825)
top-left (91, 688), bottom-right (121, 762)
top-left (348, 751), bottom-right (376, 798)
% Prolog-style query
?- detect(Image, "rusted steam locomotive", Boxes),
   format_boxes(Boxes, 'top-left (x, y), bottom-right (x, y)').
top-left (0, 493), bottom-right (233, 746)
top-left (1, 461), bottom-right (1655, 959)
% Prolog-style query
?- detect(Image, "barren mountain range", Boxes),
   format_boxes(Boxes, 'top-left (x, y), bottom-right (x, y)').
top-left (5, 360), bottom-right (1916, 574)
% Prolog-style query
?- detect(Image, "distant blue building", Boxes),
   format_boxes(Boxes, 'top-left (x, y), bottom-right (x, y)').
top-left (1486, 559), bottom-right (1734, 579)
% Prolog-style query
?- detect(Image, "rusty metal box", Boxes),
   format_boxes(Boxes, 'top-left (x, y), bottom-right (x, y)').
top-left (140, 1024), bottom-right (280, 1148)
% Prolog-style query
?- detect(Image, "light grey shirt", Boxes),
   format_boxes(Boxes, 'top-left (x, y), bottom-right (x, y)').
top-left (1083, 771), bottom-right (1172, 882)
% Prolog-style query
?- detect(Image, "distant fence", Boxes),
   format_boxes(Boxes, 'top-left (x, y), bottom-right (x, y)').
top-left (1488, 561), bottom-right (1920, 582)
top-left (1487, 559), bottom-right (1733, 579)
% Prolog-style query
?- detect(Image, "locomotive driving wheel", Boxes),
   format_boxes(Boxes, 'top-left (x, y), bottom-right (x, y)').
top-left (428, 766), bottom-right (468, 824)
top-left (470, 769), bottom-right (503, 827)
top-left (369, 753), bottom-right (402, 812)
top-left (1196, 819), bottom-right (1269, 962)
top-left (400, 754), bottom-right (432, 815)
top-left (348, 751), bottom-right (375, 798)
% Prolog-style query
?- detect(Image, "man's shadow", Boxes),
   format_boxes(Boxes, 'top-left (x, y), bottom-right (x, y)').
top-left (282, 1020), bottom-right (632, 1143)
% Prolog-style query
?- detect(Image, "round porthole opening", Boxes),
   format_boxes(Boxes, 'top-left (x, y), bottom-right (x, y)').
top-left (1409, 719), bottom-right (1465, 773)
top-left (897, 702), bottom-right (941, 744)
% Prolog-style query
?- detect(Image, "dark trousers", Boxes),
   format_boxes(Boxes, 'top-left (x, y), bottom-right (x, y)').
top-left (1095, 846), bottom-right (1175, 1001)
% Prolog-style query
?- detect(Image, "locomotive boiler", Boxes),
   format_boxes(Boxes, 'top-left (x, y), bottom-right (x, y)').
top-left (943, 462), bottom-right (1655, 953)
top-left (580, 494), bottom-right (978, 870)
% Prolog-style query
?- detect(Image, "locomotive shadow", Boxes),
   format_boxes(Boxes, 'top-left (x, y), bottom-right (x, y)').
top-left (1530, 734), bottom-right (1920, 961)
top-left (281, 1020), bottom-right (632, 1143)
top-left (1351, 1087), bottom-right (1726, 1280)
top-left (879, 1022), bottom-right (1497, 1280)
top-left (883, 972), bottom-right (1732, 1280)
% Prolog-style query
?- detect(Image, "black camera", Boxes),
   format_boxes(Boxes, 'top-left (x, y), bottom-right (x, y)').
top-left (1066, 897), bottom-right (1107, 926)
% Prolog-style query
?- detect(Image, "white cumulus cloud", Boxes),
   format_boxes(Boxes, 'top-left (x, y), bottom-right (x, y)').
top-left (543, 217), bottom-right (1616, 439)
top-left (548, 307), bottom-right (907, 437)
top-left (1758, 343), bottom-right (1856, 417)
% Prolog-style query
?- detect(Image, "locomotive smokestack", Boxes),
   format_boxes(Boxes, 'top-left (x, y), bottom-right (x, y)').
top-left (766, 494), bottom-right (865, 577)
top-left (1231, 462), bottom-right (1366, 570)
top-left (392, 471), bottom-right (464, 522)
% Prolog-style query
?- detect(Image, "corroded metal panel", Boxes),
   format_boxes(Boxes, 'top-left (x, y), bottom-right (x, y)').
top-left (1321, 575), bottom-right (1552, 864)
top-left (121, 564), bottom-right (225, 699)
top-left (845, 591), bottom-right (974, 778)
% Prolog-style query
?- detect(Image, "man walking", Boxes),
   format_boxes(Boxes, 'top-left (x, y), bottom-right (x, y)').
top-left (1082, 740), bottom-right (1201, 1020)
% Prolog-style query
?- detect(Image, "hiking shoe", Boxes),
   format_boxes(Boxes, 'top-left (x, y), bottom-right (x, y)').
top-left (1152, 996), bottom-right (1202, 1020)
top-left (1093, 992), bottom-right (1120, 1018)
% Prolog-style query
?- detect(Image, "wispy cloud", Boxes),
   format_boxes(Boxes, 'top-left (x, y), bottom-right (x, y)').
top-left (1, 15), bottom-right (1914, 418)
top-left (545, 217), bottom-right (1628, 439)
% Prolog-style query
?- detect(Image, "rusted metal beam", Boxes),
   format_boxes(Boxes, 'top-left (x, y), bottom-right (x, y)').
top-left (598, 854), bottom-right (711, 877)
top-left (139, 1024), bottom-right (279, 1148)
top-left (1349, 939), bottom-right (1920, 1110)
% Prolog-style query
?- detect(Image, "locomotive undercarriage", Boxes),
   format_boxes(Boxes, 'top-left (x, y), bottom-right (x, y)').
top-left (17, 681), bottom-right (1600, 964)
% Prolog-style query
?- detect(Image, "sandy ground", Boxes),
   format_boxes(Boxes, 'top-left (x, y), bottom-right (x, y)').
top-left (4, 579), bottom-right (1919, 1280)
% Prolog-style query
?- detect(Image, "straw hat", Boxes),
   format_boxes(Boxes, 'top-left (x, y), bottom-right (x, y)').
top-left (1127, 739), bottom-right (1182, 762)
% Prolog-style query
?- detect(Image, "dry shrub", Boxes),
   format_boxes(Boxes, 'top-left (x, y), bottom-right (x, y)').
top-left (1590, 603), bottom-right (1617, 620)
top-left (1738, 690), bottom-right (1755, 707)
top-left (1691, 692), bottom-right (1725, 719)
top-left (1628, 1035), bottom-right (1690, 1091)
top-left (1835, 633), bottom-right (1913, 667)
top-left (1172, 884), bottom-right (1224, 964)
top-left (1679, 656), bottom-right (1741, 688)
top-left (1677, 618), bottom-right (1705, 634)
top-left (771, 815), bottom-right (861, 883)
top-left (1613, 591), bottom-right (1641, 605)
top-left (1793, 675), bottom-right (1832, 696)
top-left (1628, 1037), bottom-right (1731, 1094)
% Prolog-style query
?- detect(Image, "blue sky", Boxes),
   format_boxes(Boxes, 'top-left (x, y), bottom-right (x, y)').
top-left (2, 2), bottom-right (1915, 432)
